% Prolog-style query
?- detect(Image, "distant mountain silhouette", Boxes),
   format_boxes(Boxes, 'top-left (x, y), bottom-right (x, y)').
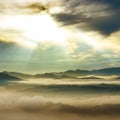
top-left (64, 67), bottom-right (120, 76)
top-left (5, 72), bottom-right (33, 79)
top-left (2, 67), bottom-right (120, 79)
top-left (35, 73), bottom-right (58, 79)
top-left (0, 72), bottom-right (21, 84)
top-left (35, 73), bottom-right (78, 79)
top-left (64, 69), bottom-right (90, 76)
top-left (80, 76), bottom-right (101, 79)
top-left (91, 67), bottom-right (120, 75)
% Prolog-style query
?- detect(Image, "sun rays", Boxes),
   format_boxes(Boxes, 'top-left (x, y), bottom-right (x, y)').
top-left (0, 13), bottom-right (67, 49)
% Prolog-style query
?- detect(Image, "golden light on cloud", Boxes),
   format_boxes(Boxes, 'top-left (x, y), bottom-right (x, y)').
top-left (0, 13), bottom-right (67, 49)
top-left (49, 6), bottom-right (63, 14)
top-left (17, 39), bottom-right (37, 49)
top-left (0, 0), bottom-right (120, 54)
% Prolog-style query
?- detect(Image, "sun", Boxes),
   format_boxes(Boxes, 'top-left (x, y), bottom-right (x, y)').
top-left (0, 12), bottom-right (103, 52)
top-left (22, 14), bottom-right (66, 43)
top-left (0, 13), bottom-right (66, 49)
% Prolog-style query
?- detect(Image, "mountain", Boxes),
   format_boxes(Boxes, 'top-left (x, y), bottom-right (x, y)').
top-left (80, 76), bottom-right (102, 79)
top-left (35, 73), bottom-right (59, 79)
top-left (91, 67), bottom-right (120, 75)
top-left (35, 73), bottom-right (78, 79)
top-left (0, 72), bottom-right (21, 81)
top-left (64, 67), bottom-right (120, 76)
top-left (1, 67), bottom-right (120, 79)
top-left (64, 69), bottom-right (90, 76)
top-left (6, 72), bottom-right (33, 79)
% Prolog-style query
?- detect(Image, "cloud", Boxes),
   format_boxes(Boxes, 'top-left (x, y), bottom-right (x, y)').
top-left (52, 13), bottom-right (89, 26)
top-left (88, 13), bottom-right (120, 35)
top-left (0, 90), bottom-right (120, 119)
top-left (17, 2), bottom-right (49, 14)
top-left (98, 31), bottom-right (120, 52)
top-left (0, 29), bottom-right (23, 43)
top-left (51, 0), bottom-right (120, 35)
top-left (0, 0), bottom-right (120, 72)
top-left (0, 84), bottom-right (120, 120)
top-left (0, 0), bottom-right (120, 35)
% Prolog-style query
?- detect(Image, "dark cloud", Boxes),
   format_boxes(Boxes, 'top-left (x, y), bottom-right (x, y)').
top-left (88, 13), bottom-right (120, 35)
top-left (52, 13), bottom-right (90, 26)
top-left (1, 0), bottom-right (119, 35)
top-left (89, 0), bottom-right (120, 10)
top-left (52, 0), bottom-right (120, 35)
top-left (0, 41), bottom-right (20, 55)
top-left (0, 41), bottom-right (18, 56)
top-left (18, 2), bottom-right (49, 14)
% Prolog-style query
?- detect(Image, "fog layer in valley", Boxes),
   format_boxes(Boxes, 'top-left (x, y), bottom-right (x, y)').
top-left (0, 76), bottom-right (120, 120)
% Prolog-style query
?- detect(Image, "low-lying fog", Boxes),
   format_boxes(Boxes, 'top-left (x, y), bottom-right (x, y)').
top-left (17, 76), bottom-right (120, 85)
top-left (0, 77), bottom-right (120, 120)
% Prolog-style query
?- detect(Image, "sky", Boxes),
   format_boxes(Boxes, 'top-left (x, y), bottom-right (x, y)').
top-left (0, 0), bottom-right (120, 73)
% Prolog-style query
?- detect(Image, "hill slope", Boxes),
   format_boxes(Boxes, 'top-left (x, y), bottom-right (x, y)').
top-left (0, 72), bottom-right (21, 81)
top-left (2, 67), bottom-right (120, 79)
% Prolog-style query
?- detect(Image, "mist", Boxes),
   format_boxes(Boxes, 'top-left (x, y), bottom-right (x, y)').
top-left (0, 78), bottom-right (120, 120)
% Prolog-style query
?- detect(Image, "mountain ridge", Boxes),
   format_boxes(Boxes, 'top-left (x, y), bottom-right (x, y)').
top-left (1, 67), bottom-right (120, 79)
top-left (64, 67), bottom-right (120, 76)
top-left (0, 72), bottom-right (21, 82)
